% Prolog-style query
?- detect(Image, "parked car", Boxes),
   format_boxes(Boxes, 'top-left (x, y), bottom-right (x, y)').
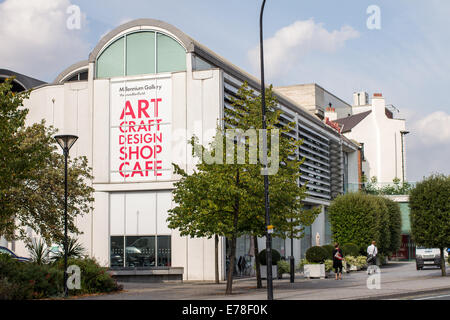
top-left (0, 246), bottom-right (31, 262)
top-left (415, 246), bottom-right (441, 270)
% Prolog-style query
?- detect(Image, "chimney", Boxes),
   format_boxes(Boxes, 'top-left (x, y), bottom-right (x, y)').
top-left (324, 103), bottom-right (337, 121)
top-left (353, 92), bottom-right (369, 106)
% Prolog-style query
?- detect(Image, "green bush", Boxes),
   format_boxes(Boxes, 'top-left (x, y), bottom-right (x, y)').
top-left (277, 260), bottom-right (290, 278)
top-left (54, 258), bottom-right (122, 294)
top-left (305, 246), bottom-right (328, 263)
top-left (258, 249), bottom-right (281, 265)
top-left (0, 253), bottom-right (121, 299)
top-left (0, 253), bottom-right (63, 299)
top-left (344, 255), bottom-right (368, 269)
top-left (341, 243), bottom-right (359, 257)
top-left (321, 245), bottom-right (334, 259)
top-left (324, 259), bottom-right (333, 272)
top-left (382, 198), bottom-right (402, 254)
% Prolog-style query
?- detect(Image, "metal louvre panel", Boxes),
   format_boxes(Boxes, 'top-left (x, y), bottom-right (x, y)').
top-left (223, 72), bottom-right (335, 201)
top-left (300, 138), bottom-right (330, 156)
top-left (298, 152), bottom-right (330, 168)
top-left (300, 167), bottom-right (331, 180)
top-left (301, 174), bottom-right (331, 187)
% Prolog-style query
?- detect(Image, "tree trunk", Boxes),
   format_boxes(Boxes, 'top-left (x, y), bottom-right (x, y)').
top-left (226, 167), bottom-right (240, 295)
top-left (215, 234), bottom-right (219, 284)
top-left (226, 235), bottom-right (237, 295)
top-left (253, 235), bottom-right (262, 288)
top-left (440, 247), bottom-right (446, 277)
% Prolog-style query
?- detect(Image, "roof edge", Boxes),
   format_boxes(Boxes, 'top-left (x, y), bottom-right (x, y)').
top-left (53, 60), bottom-right (89, 84)
top-left (88, 18), bottom-right (195, 63)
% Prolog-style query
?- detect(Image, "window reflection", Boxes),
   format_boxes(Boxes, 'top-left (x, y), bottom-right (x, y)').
top-left (110, 235), bottom-right (171, 268)
top-left (157, 236), bottom-right (171, 267)
top-left (125, 236), bottom-right (155, 267)
top-left (110, 236), bottom-right (124, 268)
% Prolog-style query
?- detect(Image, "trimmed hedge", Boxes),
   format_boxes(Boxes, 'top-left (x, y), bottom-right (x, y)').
top-left (305, 246), bottom-right (328, 263)
top-left (258, 249), bottom-right (281, 265)
top-left (321, 245), bottom-right (335, 260)
top-left (341, 243), bottom-right (359, 257)
top-left (328, 193), bottom-right (402, 256)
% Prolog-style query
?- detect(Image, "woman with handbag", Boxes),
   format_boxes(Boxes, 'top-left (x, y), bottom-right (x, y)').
top-left (332, 243), bottom-right (344, 280)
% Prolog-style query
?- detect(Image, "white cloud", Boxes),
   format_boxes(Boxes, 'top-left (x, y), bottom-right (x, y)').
top-left (0, 0), bottom-right (90, 81)
top-left (410, 111), bottom-right (450, 146)
top-left (248, 19), bottom-right (360, 80)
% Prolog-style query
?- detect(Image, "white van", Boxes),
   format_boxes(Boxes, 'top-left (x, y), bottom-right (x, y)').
top-left (415, 246), bottom-right (442, 270)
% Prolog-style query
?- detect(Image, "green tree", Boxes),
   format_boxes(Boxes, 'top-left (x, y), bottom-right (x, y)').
top-left (381, 197), bottom-right (402, 255)
top-left (225, 83), bottom-right (318, 288)
top-left (0, 78), bottom-right (94, 245)
top-left (329, 193), bottom-right (381, 250)
top-left (372, 196), bottom-right (391, 255)
top-left (168, 83), bottom-right (317, 294)
top-left (410, 174), bottom-right (450, 276)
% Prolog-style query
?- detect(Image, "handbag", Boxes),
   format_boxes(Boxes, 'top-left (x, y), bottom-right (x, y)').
top-left (367, 254), bottom-right (374, 263)
top-left (334, 250), bottom-right (343, 260)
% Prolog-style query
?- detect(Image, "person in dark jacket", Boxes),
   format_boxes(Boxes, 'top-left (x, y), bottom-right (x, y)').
top-left (332, 243), bottom-right (344, 280)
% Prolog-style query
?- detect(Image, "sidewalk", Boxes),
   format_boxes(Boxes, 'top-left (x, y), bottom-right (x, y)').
top-left (78, 261), bottom-right (450, 300)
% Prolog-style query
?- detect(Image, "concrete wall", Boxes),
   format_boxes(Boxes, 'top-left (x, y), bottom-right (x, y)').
top-left (275, 84), bottom-right (352, 119)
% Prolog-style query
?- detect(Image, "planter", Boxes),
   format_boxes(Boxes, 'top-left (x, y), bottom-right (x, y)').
top-left (349, 265), bottom-right (361, 271)
top-left (304, 264), bottom-right (326, 279)
top-left (260, 265), bottom-right (278, 279)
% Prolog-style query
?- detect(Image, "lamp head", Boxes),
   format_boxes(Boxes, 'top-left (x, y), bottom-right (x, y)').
top-left (400, 130), bottom-right (410, 135)
top-left (54, 135), bottom-right (78, 152)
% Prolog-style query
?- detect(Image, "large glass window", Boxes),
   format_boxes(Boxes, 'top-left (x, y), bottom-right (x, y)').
top-left (157, 33), bottom-right (186, 73)
top-left (96, 30), bottom-right (186, 78)
top-left (126, 32), bottom-right (155, 76)
top-left (97, 37), bottom-right (125, 78)
top-left (109, 191), bottom-right (172, 268)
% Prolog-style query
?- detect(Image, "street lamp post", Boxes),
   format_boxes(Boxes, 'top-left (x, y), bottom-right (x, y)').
top-left (290, 223), bottom-right (294, 283)
top-left (54, 134), bottom-right (78, 297)
top-left (259, 0), bottom-right (273, 300)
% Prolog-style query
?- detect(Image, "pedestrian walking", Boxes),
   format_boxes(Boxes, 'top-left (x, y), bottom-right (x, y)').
top-left (367, 241), bottom-right (378, 274)
top-left (332, 243), bottom-right (344, 280)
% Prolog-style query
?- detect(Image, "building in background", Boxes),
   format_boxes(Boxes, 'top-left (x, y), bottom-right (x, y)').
top-left (0, 69), bottom-right (46, 92)
top-left (2, 19), bottom-right (360, 280)
top-left (334, 92), bottom-right (408, 186)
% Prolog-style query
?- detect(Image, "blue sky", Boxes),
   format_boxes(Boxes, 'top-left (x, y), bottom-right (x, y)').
top-left (1, 0), bottom-right (449, 182)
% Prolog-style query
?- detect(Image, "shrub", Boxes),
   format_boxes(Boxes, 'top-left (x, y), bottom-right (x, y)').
top-left (51, 237), bottom-right (86, 262)
top-left (258, 249), bottom-right (281, 266)
top-left (0, 253), bottom-right (121, 299)
top-left (321, 245), bottom-right (334, 260)
top-left (54, 258), bottom-right (122, 294)
top-left (305, 246), bottom-right (328, 263)
top-left (277, 260), bottom-right (290, 278)
top-left (296, 258), bottom-right (308, 271)
top-left (341, 243), bottom-right (360, 257)
top-left (328, 193), bottom-right (381, 250)
top-left (0, 253), bottom-right (63, 299)
top-left (324, 259), bottom-right (333, 272)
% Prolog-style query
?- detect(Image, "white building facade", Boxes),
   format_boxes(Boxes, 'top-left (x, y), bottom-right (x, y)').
top-left (334, 92), bottom-right (408, 185)
top-left (5, 19), bottom-right (360, 281)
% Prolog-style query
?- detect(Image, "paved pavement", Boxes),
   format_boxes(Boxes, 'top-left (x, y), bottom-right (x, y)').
top-left (77, 261), bottom-right (450, 300)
